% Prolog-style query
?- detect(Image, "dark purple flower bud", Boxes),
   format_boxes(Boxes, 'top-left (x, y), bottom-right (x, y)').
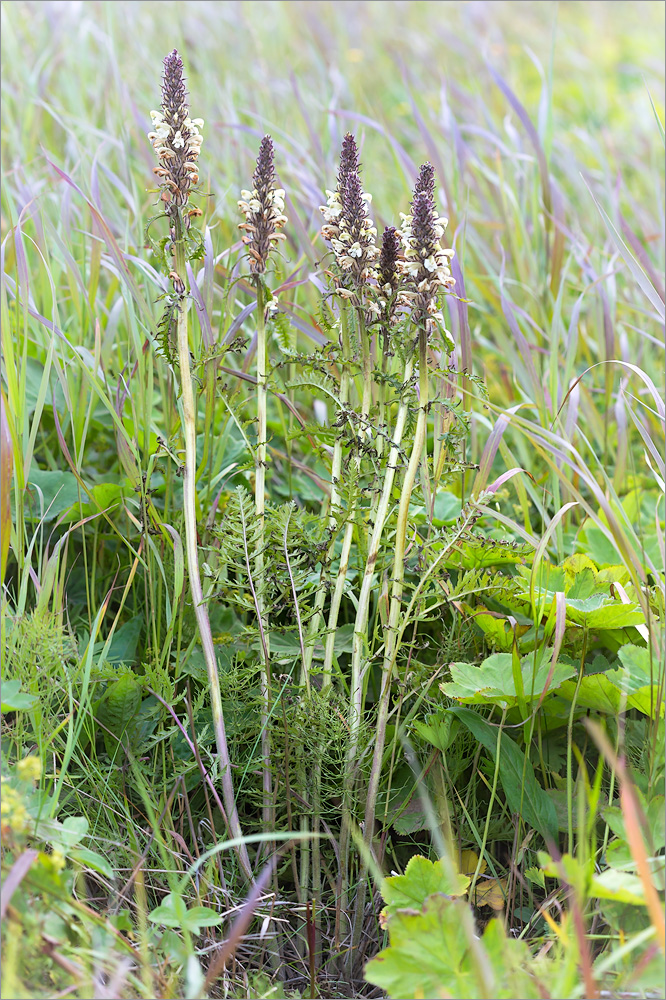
top-left (411, 190), bottom-right (438, 256)
top-left (337, 132), bottom-right (361, 197)
top-left (413, 162), bottom-right (435, 203)
top-left (378, 225), bottom-right (401, 290)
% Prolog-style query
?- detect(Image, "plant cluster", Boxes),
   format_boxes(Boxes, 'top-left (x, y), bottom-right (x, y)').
top-left (2, 8), bottom-right (664, 1000)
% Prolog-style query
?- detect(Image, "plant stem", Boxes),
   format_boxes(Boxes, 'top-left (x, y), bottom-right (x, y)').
top-left (172, 209), bottom-right (251, 880)
top-left (567, 628), bottom-right (588, 854)
top-left (348, 356), bottom-right (414, 743)
top-left (348, 328), bottom-right (429, 968)
top-left (254, 279), bottom-right (274, 841)
top-left (302, 309), bottom-right (351, 684)
top-left (323, 310), bottom-right (372, 681)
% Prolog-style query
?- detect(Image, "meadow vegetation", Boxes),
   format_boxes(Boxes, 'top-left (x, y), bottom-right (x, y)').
top-left (1, 2), bottom-right (665, 998)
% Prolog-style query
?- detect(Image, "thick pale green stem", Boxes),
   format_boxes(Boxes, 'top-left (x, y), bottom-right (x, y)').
top-left (336, 309), bottom-right (373, 931)
top-left (255, 281), bottom-right (273, 838)
top-left (323, 312), bottom-right (372, 682)
top-left (302, 312), bottom-right (351, 684)
top-left (348, 329), bottom-right (429, 968)
top-left (348, 357), bottom-right (414, 743)
top-left (173, 212), bottom-right (251, 879)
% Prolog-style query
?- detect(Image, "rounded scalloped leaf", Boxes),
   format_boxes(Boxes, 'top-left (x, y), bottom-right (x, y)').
top-left (381, 854), bottom-right (470, 920)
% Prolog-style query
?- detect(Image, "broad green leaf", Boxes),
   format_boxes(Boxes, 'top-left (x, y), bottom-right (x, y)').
top-left (365, 895), bottom-right (539, 999)
top-left (591, 869), bottom-right (646, 906)
top-left (23, 469), bottom-right (80, 522)
top-left (148, 892), bottom-right (222, 930)
top-left (61, 816), bottom-right (89, 844)
top-left (556, 673), bottom-right (622, 714)
top-left (149, 892), bottom-right (189, 928)
top-left (366, 896), bottom-right (474, 999)
top-left (381, 855), bottom-right (469, 919)
top-left (96, 617), bottom-right (143, 665)
top-left (182, 905), bottom-right (224, 931)
top-left (577, 526), bottom-right (621, 567)
top-left (448, 707), bottom-right (558, 840)
top-left (432, 490), bottom-right (463, 525)
top-left (441, 653), bottom-right (576, 707)
top-left (538, 852), bottom-right (593, 898)
top-left (1, 679), bottom-right (38, 712)
top-left (608, 644), bottom-right (663, 696)
top-left (38, 815), bottom-right (90, 850)
top-left (472, 613), bottom-right (515, 652)
top-left (565, 566), bottom-right (598, 600)
top-left (564, 596), bottom-right (646, 629)
top-left (62, 482), bottom-right (124, 521)
top-left (69, 846), bottom-right (114, 879)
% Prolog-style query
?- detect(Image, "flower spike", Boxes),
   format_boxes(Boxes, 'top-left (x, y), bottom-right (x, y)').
top-left (238, 135), bottom-right (288, 275)
top-left (148, 49), bottom-right (204, 214)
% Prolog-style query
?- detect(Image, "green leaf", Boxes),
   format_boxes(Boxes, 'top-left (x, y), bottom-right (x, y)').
top-left (38, 815), bottom-right (90, 851)
top-left (590, 869), bottom-right (646, 906)
top-left (98, 673), bottom-right (142, 755)
top-left (62, 482), bottom-right (124, 521)
top-left (149, 892), bottom-right (189, 928)
top-left (443, 536), bottom-right (533, 570)
top-left (365, 895), bottom-right (539, 999)
top-left (366, 896), bottom-right (475, 999)
top-left (182, 905), bottom-right (224, 931)
top-left (1, 679), bottom-right (38, 712)
top-left (23, 469), bottom-right (80, 522)
top-left (472, 613), bottom-right (515, 652)
top-left (97, 617), bottom-right (143, 665)
top-left (539, 852), bottom-right (593, 898)
top-left (148, 892), bottom-right (222, 930)
top-left (556, 673), bottom-right (622, 714)
top-left (69, 846), bottom-right (114, 879)
top-left (432, 490), bottom-right (463, 525)
top-left (441, 653), bottom-right (576, 707)
top-left (381, 855), bottom-right (470, 919)
top-left (564, 596), bottom-right (646, 629)
top-left (412, 711), bottom-right (459, 753)
top-left (608, 644), bottom-right (661, 695)
top-left (448, 707), bottom-right (558, 840)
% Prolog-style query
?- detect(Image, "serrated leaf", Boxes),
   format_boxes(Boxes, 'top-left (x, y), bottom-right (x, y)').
top-left (563, 594), bottom-right (646, 629)
top-left (556, 673), bottom-right (622, 714)
top-left (474, 877), bottom-right (507, 909)
top-left (448, 707), bottom-right (558, 840)
top-left (98, 673), bottom-right (142, 755)
top-left (524, 866), bottom-right (545, 889)
top-left (365, 895), bottom-right (539, 1000)
top-left (440, 652), bottom-right (576, 707)
top-left (381, 855), bottom-right (469, 919)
